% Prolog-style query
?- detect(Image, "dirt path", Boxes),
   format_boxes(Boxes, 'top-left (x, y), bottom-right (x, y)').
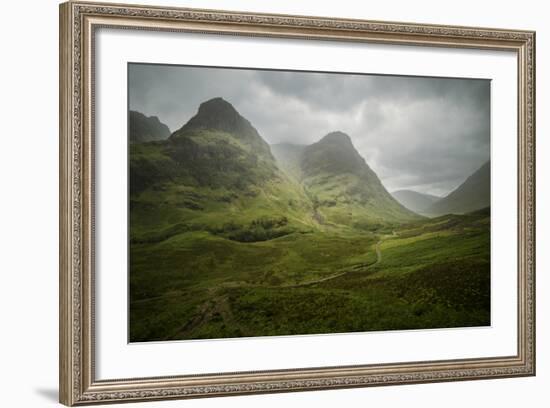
top-left (374, 240), bottom-right (383, 264)
top-left (131, 230), bottom-right (399, 306)
top-left (135, 230), bottom-right (399, 338)
top-left (312, 206), bottom-right (325, 225)
top-left (282, 230), bottom-right (397, 288)
top-left (140, 230), bottom-right (401, 339)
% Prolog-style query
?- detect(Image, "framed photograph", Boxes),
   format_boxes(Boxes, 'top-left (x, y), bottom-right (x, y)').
top-left (59, 1), bottom-right (536, 405)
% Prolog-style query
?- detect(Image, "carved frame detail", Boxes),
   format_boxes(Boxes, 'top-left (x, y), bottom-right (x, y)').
top-left (59, 1), bottom-right (535, 405)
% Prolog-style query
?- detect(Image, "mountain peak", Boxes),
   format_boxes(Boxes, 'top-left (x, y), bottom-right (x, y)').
top-left (176, 97), bottom-right (253, 136)
top-left (300, 131), bottom-right (418, 223)
top-left (302, 131), bottom-right (365, 177)
top-left (129, 110), bottom-right (171, 143)
top-left (319, 131), bottom-right (353, 145)
top-left (196, 97), bottom-right (238, 117)
top-left (171, 97), bottom-right (273, 159)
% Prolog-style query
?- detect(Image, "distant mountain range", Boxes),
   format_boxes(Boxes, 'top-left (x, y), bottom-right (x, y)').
top-left (392, 162), bottom-right (490, 217)
top-left (129, 110), bottom-right (171, 143)
top-left (391, 190), bottom-right (441, 214)
top-left (425, 161), bottom-right (490, 216)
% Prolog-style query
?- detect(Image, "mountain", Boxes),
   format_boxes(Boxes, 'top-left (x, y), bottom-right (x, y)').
top-left (174, 97), bottom-right (273, 159)
top-left (392, 190), bottom-right (440, 214)
top-left (426, 161), bottom-right (490, 216)
top-left (129, 99), bottom-right (492, 343)
top-left (129, 110), bottom-right (171, 142)
top-left (165, 97), bottom-right (278, 189)
top-left (129, 98), bottom-right (421, 247)
top-left (300, 131), bottom-right (419, 227)
top-left (129, 98), bottom-right (315, 244)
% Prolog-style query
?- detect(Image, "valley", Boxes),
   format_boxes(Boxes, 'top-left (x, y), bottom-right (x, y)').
top-left (128, 97), bottom-right (490, 342)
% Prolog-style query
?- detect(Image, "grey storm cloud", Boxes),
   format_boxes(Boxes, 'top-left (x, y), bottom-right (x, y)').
top-left (129, 63), bottom-right (490, 196)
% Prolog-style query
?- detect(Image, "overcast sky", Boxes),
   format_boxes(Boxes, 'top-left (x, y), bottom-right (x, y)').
top-left (129, 63), bottom-right (490, 196)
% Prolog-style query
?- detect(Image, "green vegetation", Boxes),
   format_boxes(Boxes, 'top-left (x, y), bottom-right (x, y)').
top-left (130, 210), bottom-right (490, 341)
top-left (129, 110), bottom-right (171, 143)
top-left (281, 132), bottom-right (419, 225)
top-left (129, 99), bottom-right (490, 342)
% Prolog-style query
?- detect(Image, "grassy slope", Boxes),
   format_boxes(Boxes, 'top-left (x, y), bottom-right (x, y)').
top-left (130, 130), bottom-right (318, 243)
top-left (271, 138), bottom-right (420, 229)
top-left (304, 171), bottom-right (418, 228)
top-left (300, 133), bottom-right (420, 226)
top-left (130, 208), bottom-right (490, 341)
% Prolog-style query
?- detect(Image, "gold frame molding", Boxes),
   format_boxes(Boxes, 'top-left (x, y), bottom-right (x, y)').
top-left (59, 1), bottom-right (536, 405)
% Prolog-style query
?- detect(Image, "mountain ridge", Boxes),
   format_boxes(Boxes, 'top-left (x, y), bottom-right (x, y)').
top-left (299, 131), bottom-right (419, 225)
top-left (173, 97), bottom-right (273, 159)
top-left (426, 161), bottom-right (490, 216)
top-left (131, 98), bottom-right (421, 240)
top-left (130, 97), bottom-right (317, 244)
top-left (129, 110), bottom-right (171, 143)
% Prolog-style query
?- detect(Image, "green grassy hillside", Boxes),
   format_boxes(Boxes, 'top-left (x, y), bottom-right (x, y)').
top-left (300, 132), bottom-right (420, 227)
top-left (130, 208), bottom-right (490, 341)
top-left (130, 138), bottom-right (319, 241)
top-left (130, 98), bottom-right (318, 248)
top-left (129, 98), bottom-right (490, 342)
top-left (129, 110), bottom-right (171, 143)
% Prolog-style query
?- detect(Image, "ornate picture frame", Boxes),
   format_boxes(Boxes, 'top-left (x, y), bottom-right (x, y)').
top-left (59, 1), bottom-right (535, 405)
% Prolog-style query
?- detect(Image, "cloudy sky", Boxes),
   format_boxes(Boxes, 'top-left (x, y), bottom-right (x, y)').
top-left (129, 63), bottom-right (490, 197)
